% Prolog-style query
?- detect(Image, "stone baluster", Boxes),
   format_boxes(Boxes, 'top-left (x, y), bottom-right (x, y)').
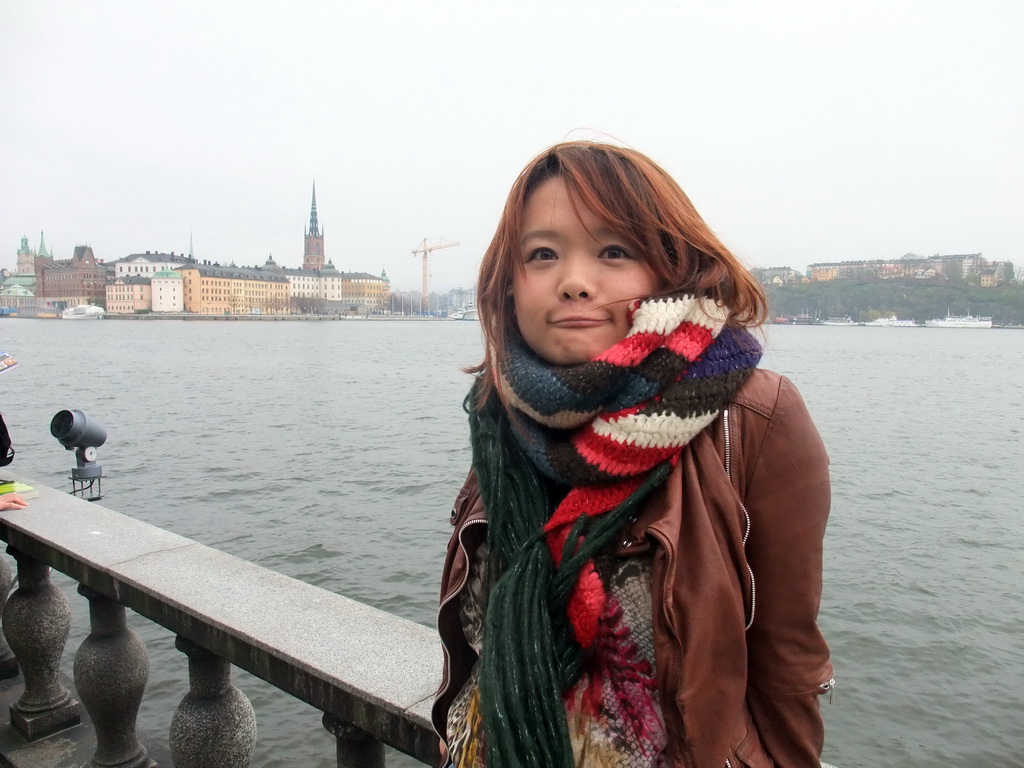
top-left (0, 555), bottom-right (18, 679)
top-left (322, 713), bottom-right (384, 768)
top-left (74, 585), bottom-right (156, 768)
top-left (170, 636), bottom-right (256, 767)
top-left (1, 545), bottom-right (80, 740)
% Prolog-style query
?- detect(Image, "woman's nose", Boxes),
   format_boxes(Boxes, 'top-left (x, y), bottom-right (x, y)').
top-left (559, 261), bottom-right (594, 300)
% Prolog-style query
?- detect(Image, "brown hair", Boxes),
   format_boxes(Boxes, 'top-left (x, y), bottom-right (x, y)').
top-left (472, 140), bottom-right (766, 401)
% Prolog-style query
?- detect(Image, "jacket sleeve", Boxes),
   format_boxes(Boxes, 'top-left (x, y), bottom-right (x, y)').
top-left (741, 376), bottom-right (833, 767)
top-left (432, 470), bottom-right (483, 744)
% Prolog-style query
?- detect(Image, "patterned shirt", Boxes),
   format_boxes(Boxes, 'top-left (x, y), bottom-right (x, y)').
top-left (446, 543), bottom-right (670, 767)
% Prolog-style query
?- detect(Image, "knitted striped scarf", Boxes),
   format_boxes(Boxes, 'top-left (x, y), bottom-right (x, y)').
top-left (470, 293), bottom-right (762, 768)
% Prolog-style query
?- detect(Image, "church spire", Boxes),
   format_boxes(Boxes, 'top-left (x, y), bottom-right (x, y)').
top-left (303, 179), bottom-right (326, 271)
top-left (38, 230), bottom-right (49, 259)
top-left (308, 180), bottom-right (320, 238)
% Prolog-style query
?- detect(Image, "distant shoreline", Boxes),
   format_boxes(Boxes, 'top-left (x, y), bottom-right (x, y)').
top-left (105, 313), bottom-right (446, 321)
top-left (8, 313), bottom-right (455, 322)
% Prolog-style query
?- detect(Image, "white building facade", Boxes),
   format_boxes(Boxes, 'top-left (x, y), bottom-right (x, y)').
top-left (151, 269), bottom-right (185, 312)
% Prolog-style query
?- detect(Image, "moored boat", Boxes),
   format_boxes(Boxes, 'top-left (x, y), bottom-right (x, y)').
top-left (924, 313), bottom-right (992, 329)
top-left (453, 304), bottom-right (478, 321)
top-left (789, 313), bottom-right (820, 325)
top-left (866, 315), bottom-right (918, 327)
top-left (61, 304), bottom-right (106, 320)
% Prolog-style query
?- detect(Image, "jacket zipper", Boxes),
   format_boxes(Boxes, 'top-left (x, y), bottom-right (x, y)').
top-left (723, 408), bottom-right (756, 630)
top-left (434, 517), bottom-right (487, 716)
top-left (648, 526), bottom-right (696, 768)
top-left (820, 675), bottom-right (836, 704)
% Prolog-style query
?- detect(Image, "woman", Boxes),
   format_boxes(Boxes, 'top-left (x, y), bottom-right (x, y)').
top-left (434, 141), bottom-right (833, 767)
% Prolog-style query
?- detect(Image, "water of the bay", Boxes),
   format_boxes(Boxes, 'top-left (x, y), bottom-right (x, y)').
top-left (1, 318), bottom-right (1021, 767)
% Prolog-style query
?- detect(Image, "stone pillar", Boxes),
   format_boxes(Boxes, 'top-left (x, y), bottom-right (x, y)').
top-left (74, 585), bottom-right (156, 768)
top-left (170, 636), bottom-right (256, 768)
top-left (0, 554), bottom-right (18, 679)
top-left (322, 713), bottom-right (384, 768)
top-left (2, 545), bottom-right (80, 740)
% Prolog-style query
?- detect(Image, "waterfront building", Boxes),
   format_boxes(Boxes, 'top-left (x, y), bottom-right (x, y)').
top-left (0, 246), bottom-right (58, 314)
top-left (108, 251), bottom-right (194, 279)
top-left (38, 245), bottom-right (106, 306)
top-left (806, 253), bottom-right (999, 283)
top-left (261, 255), bottom-right (338, 313)
top-left (284, 266), bottom-right (326, 313)
top-left (321, 262), bottom-right (344, 309)
top-left (338, 269), bottom-right (389, 314)
top-left (269, 259), bottom-right (387, 315)
top-left (303, 182), bottom-right (325, 272)
top-left (17, 232), bottom-right (49, 274)
top-left (177, 262), bottom-right (290, 315)
top-left (0, 284), bottom-right (35, 313)
top-left (3, 234), bottom-right (47, 296)
top-left (106, 276), bottom-right (152, 314)
top-left (750, 266), bottom-right (805, 285)
top-left (151, 268), bottom-right (185, 312)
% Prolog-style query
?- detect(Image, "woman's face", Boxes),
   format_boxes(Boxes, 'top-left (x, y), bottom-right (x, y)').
top-left (512, 177), bottom-right (663, 366)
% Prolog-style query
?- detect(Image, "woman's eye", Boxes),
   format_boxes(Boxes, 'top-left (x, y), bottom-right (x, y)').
top-left (602, 246), bottom-right (630, 260)
top-left (527, 248), bottom-right (557, 262)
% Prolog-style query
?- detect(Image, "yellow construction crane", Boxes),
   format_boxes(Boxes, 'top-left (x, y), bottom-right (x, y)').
top-left (411, 237), bottom-right (460, 314)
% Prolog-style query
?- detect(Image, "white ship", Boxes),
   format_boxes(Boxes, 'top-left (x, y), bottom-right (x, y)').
top-left (61, 304), bottom-right (106, 320)
top-left (924, 313), bottom-right (992, 329)
top-left (866, 315), bottom-right (918, 327)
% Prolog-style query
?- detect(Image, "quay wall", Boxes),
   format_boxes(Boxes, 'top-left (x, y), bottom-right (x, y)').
top-left (0, 477), bottom-right (442, 766)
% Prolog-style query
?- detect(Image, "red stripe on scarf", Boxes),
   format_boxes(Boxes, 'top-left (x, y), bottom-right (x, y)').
top-left (664, 322), bottom-right (714, 362)
top-left (544, 479), bottom-right (643, 650)
top-left (543, 480), bottom-right (642, 549)
top-left (574, 426), bottom-right (682, 477)
top-left (596, 330), bottom-right (665, 367)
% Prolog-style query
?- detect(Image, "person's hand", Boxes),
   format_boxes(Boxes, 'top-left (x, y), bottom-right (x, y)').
top-left (0, 493), bottom-right (27, 511)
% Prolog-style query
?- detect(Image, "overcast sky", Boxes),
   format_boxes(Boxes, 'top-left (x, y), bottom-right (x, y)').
top-left (1, 0), bottom-right (1020, 293)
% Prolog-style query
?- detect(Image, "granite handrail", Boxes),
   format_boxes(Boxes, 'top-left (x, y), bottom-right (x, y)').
top-left (0, 477), bottom-right (442, 766)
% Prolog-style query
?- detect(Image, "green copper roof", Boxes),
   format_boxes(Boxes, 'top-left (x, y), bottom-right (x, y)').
top-left (2, 275), bottom-right (36, 288)
top-left (152, 268), bottom-right (183, 279)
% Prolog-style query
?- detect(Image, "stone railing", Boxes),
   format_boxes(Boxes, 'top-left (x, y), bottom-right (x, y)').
top-left (0, 477), bottom-right (442, 767)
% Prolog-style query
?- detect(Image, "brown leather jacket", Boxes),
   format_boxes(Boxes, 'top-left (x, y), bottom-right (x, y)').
top-left (433, 369), bottom-right (833, 767)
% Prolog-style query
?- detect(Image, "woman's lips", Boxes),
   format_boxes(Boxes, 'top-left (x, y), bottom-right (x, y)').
top-left (552, 316), bottom-right (606, 327)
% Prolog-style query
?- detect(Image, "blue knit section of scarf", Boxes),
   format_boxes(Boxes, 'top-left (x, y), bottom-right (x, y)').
top-left (501, 335), bottom-right (659, 418)
top-left (683, 326), bottom-right (764, 378)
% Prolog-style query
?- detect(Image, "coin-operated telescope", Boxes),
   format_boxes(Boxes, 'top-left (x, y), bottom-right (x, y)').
top-left (50, 409), bottom-right (107, 500)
